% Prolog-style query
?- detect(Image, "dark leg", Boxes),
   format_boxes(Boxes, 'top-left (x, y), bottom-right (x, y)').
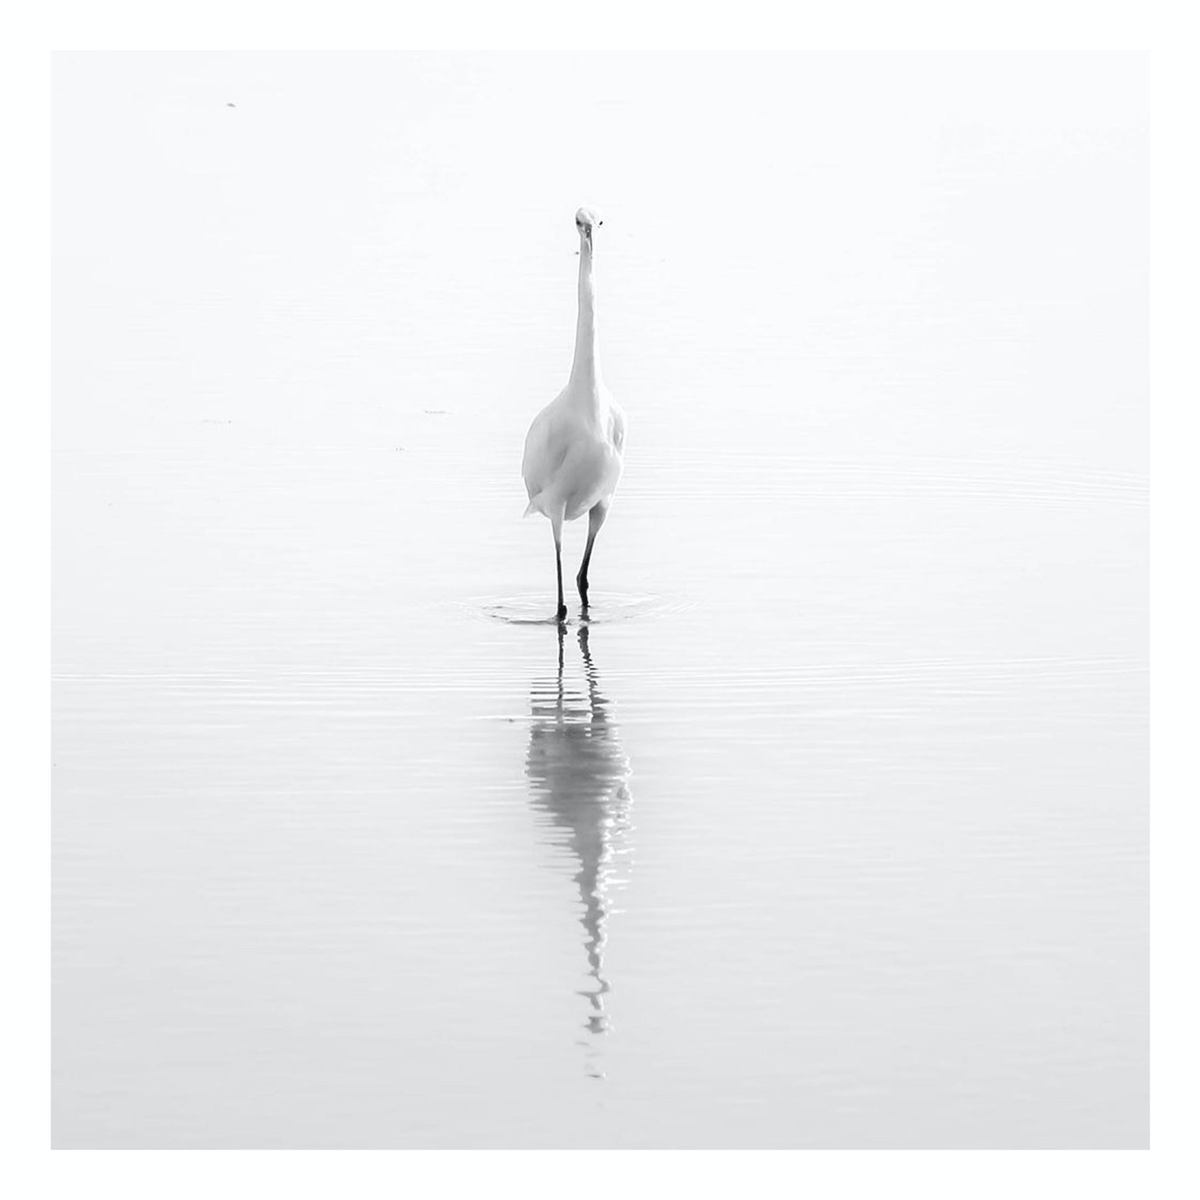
top-left (576, 501), bottom-right (609, 610)
top-left (552, 513), bottom-right (567, 623)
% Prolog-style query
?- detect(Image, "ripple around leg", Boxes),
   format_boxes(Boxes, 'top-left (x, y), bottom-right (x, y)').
top-left (462, 593), bottom-right (690, 626)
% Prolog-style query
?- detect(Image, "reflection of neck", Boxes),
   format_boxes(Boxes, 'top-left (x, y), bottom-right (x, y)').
top-left (569, 237), bottom-right (601, 390)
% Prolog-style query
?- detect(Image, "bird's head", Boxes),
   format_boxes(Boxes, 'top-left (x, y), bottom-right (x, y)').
top-left (575, 206), bottom-right (604, 248)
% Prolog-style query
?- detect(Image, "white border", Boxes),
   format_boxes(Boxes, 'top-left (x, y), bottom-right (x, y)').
top-left (40, 0), bottom-right (1150, 53)
top-left (18, 2), bottom-right (1186, 1194)
top-left (1149, 8), bottom-right (1199, 1182)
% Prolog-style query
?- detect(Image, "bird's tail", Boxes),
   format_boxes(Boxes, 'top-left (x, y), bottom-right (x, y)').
top-left (523, 494), bottom-right (541, 517)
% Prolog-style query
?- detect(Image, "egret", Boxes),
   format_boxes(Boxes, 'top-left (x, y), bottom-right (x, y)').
top-left (522, 207), bottom-right (627, 622)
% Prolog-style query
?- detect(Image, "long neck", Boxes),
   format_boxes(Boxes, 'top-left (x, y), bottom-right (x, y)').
top-left (569, 237), bottom-right (602, 389)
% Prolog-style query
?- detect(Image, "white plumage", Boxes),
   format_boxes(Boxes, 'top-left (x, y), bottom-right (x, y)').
top-left (522, 207), bottom-right (627, 621)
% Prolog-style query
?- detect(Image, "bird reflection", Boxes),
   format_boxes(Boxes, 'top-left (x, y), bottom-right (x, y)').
top-left (525, 624), bottom-right (632, 1076)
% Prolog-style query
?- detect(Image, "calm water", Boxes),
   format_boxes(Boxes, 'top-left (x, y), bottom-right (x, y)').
top-left (52, 53), bottom-right (1147, 1147)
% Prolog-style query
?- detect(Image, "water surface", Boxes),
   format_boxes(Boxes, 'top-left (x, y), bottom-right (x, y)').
top-left (52, 52), bottom-right (1147, 1148)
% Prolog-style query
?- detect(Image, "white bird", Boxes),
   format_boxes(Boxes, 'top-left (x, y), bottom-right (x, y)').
top-left (522, 207), bottom-right (627, 622)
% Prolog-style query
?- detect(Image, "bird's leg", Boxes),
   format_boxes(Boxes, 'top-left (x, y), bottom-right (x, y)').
top-left (552, 513), bottom-right (567, 623)
top-left (576, 501), bottom-right (609, 611)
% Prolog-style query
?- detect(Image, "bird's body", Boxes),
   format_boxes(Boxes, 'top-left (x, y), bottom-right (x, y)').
top-left (522, 386), bottom-right (625, 523)
top-left (522, 208), bottom-right (626, 621)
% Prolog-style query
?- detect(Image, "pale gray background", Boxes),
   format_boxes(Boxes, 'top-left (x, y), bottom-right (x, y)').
top-left (53, 52), bottom-right (1147, 1147)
